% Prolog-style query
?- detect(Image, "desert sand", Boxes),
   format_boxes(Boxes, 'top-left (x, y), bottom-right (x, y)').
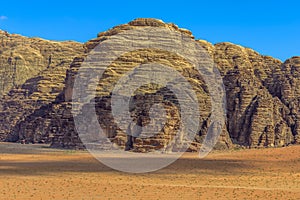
top-left (0, 142), bottom-right (299, 200)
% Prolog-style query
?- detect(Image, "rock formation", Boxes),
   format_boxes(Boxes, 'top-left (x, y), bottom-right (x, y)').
top-left (0, 30), bottom-right (84, 141)
top-left (207, 42), bottom-right (295, 147)
top-left (0, 18), bottom-right (299, 151)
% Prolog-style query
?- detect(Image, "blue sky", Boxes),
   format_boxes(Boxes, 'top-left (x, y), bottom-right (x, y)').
top-left (0, 0), bottom-right (299, 61)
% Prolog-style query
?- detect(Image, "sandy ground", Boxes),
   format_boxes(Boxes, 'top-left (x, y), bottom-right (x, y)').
top-left (0, 142), bottom-right (300, 200)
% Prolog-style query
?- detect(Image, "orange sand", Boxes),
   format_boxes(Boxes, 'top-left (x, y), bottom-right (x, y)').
top-left (0, 143), bottom-right (299, 199)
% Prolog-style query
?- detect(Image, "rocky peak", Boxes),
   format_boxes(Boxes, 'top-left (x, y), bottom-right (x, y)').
top-left (85, 18), bottom-right (194, 53)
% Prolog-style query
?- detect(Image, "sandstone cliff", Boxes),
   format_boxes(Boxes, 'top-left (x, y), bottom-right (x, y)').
top-left (0, 18), bottom-right (298, 151)
top-left (0, 30), bottom-right (84, 141)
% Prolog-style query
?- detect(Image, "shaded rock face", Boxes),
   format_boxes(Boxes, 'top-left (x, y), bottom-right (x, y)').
top-left (207, 43), bottom-right (294, 148)
top-left (269, 57), bottom-right (300, 144)
top-left (0, 18), bottom-right (298, 151)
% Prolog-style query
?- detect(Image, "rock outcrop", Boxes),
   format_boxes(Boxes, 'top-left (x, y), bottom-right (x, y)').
top-left (0, 18), bottom-right (299, 151)
top-left (269, 56), bottom-right (300, 144)
top-left (0, 30), bottom-right (84, 141)
top-left (205, 42), bottom-right (294, 147)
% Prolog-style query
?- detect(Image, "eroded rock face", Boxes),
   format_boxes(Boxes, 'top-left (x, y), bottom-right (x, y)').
top-left (269, 57), bottom-right (300, 144)
top-left (0, 31), bottom-right (84, 141)
top-left (0, 30), bottom-right (83, 95)
top-left (0, 18), bottom-right (299, 151)
top-left (206, 43), bottom-right (293, 148)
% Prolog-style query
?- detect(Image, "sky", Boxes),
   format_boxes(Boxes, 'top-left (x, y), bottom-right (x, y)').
top-left (0, 0), bottom-right (299, 61)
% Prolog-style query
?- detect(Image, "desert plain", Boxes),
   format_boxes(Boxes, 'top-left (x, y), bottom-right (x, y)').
top-left (0, 142), bottom-right (299, 200)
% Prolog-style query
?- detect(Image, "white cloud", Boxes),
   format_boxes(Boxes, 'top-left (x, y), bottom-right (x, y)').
top-left (0, 16), bottom-right (8, 20)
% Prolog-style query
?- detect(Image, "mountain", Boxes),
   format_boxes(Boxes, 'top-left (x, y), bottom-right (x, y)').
top-left (0, 18), bottom-right (299, 151)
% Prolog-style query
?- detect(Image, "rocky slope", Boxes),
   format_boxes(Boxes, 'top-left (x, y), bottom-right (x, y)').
top-left (0, 18), bottom-right (299, 151)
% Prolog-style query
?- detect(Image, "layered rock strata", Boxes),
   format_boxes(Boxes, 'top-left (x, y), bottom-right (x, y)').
top-left (0, 18), bottom-right (298, 151)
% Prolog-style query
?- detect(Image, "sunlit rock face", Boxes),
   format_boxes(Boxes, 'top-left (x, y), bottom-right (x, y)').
top-left (0, 18), bottom-right (298, 151)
